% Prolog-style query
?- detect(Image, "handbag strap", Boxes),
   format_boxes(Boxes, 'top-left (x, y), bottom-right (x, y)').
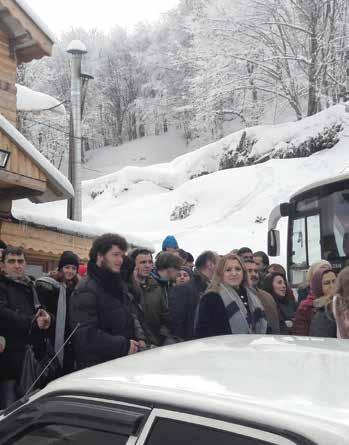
top-left (31, 285), bottom-right (42, 311)
top-left (29, 284), bottom-right (42, 335)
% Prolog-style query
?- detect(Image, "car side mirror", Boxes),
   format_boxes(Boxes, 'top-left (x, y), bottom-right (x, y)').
top-left (268, 229), bottom-right (280, 257)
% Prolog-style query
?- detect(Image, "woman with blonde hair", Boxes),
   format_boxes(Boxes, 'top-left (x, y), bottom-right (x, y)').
top-left (194, 254), bottom-right (269, 338)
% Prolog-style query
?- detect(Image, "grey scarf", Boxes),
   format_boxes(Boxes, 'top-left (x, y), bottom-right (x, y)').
top-left (37, 276), bottom-right (66, 366)
top-left (219, 284), bottom-right (268, 334)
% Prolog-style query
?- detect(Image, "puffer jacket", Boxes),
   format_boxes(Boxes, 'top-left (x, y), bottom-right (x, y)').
top-left (69, 262), bottom-right (135, 370)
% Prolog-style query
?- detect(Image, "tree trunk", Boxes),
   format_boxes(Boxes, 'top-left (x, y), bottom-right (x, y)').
top-left (307, 30), bottom-right (318, 116)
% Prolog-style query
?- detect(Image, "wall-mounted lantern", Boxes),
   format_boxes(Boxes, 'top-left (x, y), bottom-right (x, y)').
top-left (0, 149), bottom-right (10, 168)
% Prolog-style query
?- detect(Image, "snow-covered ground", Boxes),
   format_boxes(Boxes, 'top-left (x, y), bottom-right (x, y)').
top-left (13, 105), bottom-right (349, 262)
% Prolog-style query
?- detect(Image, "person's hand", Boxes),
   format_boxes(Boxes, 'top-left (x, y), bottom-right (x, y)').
top-left (36, 309), bottom-right (51, 330)
top-left (128, 340), bottom-right (139, 355)
top-left (138, 340), bottom-right (146, 350)
top-left (0, 336), bottom-right (5, 353)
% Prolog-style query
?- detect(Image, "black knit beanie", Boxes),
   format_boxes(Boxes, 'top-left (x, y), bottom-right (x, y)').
top-left (58, 251), bottom-right (79, 270)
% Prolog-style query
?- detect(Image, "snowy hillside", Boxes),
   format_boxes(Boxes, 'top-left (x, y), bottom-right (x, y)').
top-left (82, 130), bottom-right (190, 180)
top-left (13, 105), bottom-right (349, 262)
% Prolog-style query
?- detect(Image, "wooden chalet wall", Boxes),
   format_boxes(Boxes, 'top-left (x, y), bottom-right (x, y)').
top-left (0, 29), bottom-right (16, 125)
top-left (0, 220), bottom-right (92, 272)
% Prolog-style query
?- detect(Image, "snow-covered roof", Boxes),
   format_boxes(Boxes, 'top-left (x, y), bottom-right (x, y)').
top-left (16, 84), bottom-right (65, 115)
top-left (0, 113), bottom-right (73, 202)
top-left (12, 207), bottom-right (154, 250)
top-left (14, 0), bottom-right (56, 43)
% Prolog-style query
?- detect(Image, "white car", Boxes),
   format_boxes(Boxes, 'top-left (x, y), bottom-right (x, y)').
top-left (0, 335), bottom-right (348, 445)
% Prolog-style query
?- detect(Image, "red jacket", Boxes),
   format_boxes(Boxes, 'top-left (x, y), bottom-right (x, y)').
top-left (292, 292), bottom-right (315, 336)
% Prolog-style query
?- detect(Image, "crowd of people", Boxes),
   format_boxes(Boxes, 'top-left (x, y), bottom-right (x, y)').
top-left (1, 233), bottom-right (349, 409)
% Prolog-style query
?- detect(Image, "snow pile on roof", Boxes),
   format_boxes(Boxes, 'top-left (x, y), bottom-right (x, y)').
top-left (12, 205), bottom-right (154, 250)
top-left (14, 0), bottom-right (56, 43)
top-left (83, 105), bottom-right (345, 204)
top-left (0, 113), bottom-right (73, 201)
top-left (16, 84), bottom-right (65, 115)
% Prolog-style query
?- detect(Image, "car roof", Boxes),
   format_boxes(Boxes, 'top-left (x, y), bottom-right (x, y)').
top-left (40, 336), bottom-right (349, 441)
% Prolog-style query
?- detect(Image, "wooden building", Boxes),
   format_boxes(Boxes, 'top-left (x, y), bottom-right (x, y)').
top-left (0, 1), bottom-right (93, 275)
top-left (0, 1), bottom-right (152, 276)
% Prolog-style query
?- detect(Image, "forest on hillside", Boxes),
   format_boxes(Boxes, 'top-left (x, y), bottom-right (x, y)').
top-left (17, 0), bottom-right (349, 166)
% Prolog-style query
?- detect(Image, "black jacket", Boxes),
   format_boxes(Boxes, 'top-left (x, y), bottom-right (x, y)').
top-left (309, 307), bottom-right (337, 338)
top-left (194, 291), bottom-right (231, 338)
top-left (169, 270), bottom-right (209, 341)
top-left (0, 275), bottom-right (47, 381)
top-left (276, 299), bottom-right (297, 335)
top-left (69, 262), bottom-right (135, 370)
top-left (36, 271), bottom-right (78, 375)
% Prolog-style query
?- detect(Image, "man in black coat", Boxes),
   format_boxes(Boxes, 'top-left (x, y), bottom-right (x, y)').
top-left (169, 251), bottom-right (217, 341)
top-left (0, 246), bottom-right (51, 408)
top-left (69, 234), bottom-right (139, 370)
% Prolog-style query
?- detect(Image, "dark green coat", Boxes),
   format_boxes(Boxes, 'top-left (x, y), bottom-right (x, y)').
top-left (138, 277), bottom-right (170, 346)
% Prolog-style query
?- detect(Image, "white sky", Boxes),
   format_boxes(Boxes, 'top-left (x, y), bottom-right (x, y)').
top-left (28, 0), bottom-right (180, 34)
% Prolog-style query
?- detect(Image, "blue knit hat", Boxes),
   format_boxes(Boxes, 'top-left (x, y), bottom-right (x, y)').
top-left (162, 235), bottom-right (179, 251)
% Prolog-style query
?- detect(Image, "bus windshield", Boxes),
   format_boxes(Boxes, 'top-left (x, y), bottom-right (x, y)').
top-left (289, 189), bottom-right (349, 286)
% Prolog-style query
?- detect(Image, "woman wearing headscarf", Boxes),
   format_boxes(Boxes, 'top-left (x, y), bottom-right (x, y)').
top-left (293, 264), bottom-right (333, 336)
top-left (309, 268), bottom-right (337, 338)
top-left (195, 254), bottom-right (268, 338)
top-left (296, 260), bottom-right (331, 304)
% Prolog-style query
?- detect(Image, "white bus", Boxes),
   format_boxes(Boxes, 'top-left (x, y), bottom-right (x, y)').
top-left (268, 173), bottom-right (349, 287)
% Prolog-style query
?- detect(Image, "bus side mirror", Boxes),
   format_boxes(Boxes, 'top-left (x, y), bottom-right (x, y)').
top-left (268, 229), bottom-right (280, 256)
